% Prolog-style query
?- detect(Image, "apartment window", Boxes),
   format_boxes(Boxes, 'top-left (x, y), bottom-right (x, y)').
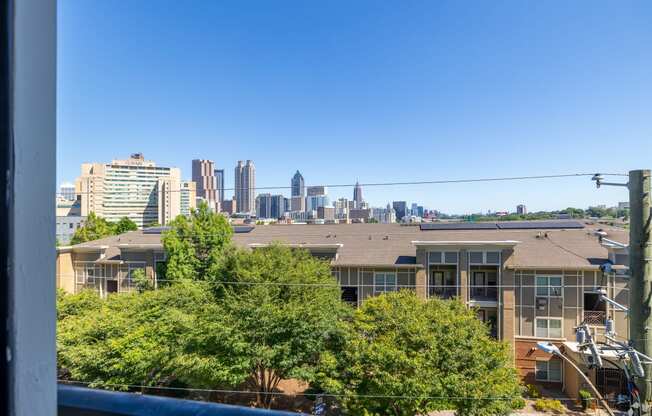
top-left (429, 251), bottom-right (458, 264)
top-left (536, 318), bottom-right (563, 338)
top-left (536, 359), bottom-right (562, 382)
top-left (536, 275), bottom-right (562, 297)
top-left (469, 251), bottom-right (484, 264)
top-left (374, 272), bottom-right (397, 294)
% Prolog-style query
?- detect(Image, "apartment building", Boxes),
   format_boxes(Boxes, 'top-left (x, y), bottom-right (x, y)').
top-left (56, 220), bottom-right (629, 400)
top-left (75, 153), bottom-right (191, 228)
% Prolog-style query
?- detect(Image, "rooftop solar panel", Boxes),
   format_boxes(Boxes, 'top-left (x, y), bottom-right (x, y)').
top-left (496, 220), bottom-right (585, 230)
top-left (233, 225), bottom-right (255, 233)
top-left (143, 226), bottom-right (171, 234)
top-left (419, 222), bottom-right (498, 231)
top-left (420, 220), bottom-right (585, 231)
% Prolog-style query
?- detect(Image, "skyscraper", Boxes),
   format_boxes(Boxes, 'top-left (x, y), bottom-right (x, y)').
top-left (307, 185), bottom-right (327, 197)
top-left (353, 181), bottom-right (363, 208)
top-left (291, 171), bottom-right (305, 198)
top-left (214, 169), bottom-right (225, 204)
top-left (76, 153), bottom-right (190, 228)
top-left (256, 193), bottom-right (285, 219)
top-left (393, 201), bottom-right (407, 221)
top-left (517, 204), bottom-right (527, 215)
top-left (235, 160), bottom-right (255, 214)
top-left (192, 159), bottom-right (218, 210)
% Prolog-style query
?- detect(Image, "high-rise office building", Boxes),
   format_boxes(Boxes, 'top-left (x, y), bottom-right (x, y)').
top-left (214, 169), bottom-right (225, 204)
top-left (290, 196), bottom-right (305, 212)
top-left (372, 204), bottom-right (397, 224)
top-left (353, 181), bottom-right (363, 208)
top-left (291, 171), bottom-right (305, 198)
top-left (59, 182), bottom-right (76, 201)
top-left (516, 204), bottom-right (527, 215)
top-left (235, 160), bottom-right (255, 214)
top-left (393, 201), bottom-right (407, 221)
top-left (192, 159), bottom-right (218, 211)
top-left (306, 195), bottom-right (330, 212)
top-left (179, 181), bottom-right (197, 218)
top-left (256, 193), bottom-right (285, 219)
top-left (76, 153), bottom-right (189, 228)
top-left (307, 186), bottom-right (327, 197)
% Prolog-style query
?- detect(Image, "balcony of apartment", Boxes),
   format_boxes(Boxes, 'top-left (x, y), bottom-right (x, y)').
top-left (583, 292), bottom-right (607, 326)
top-left (469, 266), bottom-right (498, 304)
top-left (428, 265), bottom-right (458, 300)
top-left (73, 262), bottom-right (148, 296)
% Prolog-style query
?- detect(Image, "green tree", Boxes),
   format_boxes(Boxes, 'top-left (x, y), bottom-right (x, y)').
top-left (113, 217), bottom-right (138, 234)
top-left (314, 291), bottom-right (521, 416)
top-left (70, 212), bottom-right (115, 245)
top-left (57, 283), bottom-right (245, 391)
top-left (162, 202), bottom-right (233, 281)
top-left (131, 268), bottom-right (154, 293)
top-left (212, 244), bottom-right (349, 408)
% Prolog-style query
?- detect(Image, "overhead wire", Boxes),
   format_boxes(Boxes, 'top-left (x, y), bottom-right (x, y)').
top-left (56, 172), bottom-right (629, 196)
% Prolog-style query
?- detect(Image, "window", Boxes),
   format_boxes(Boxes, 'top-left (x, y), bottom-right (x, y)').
top-left (374, 272), bottom-right (397, 294)
top-left (469, 251), bottom-right (484, 264)
top-left (536, 359), bottom-right (562, 382)
top-left (536, 275), bottom-right (562, 297)
top-left (536, 318), bottom-right (562, 338)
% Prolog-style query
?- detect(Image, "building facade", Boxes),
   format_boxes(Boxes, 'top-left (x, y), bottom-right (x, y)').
top-left (353, 181), bottom-right (363, 208)
top-left (214, 169), bottom-right (225, 205)
top-left (75, 153), bottom-right (187, 228)
top-left (59, 182), bottom-right (76, 201)
top-left (192, 159), bottom-right (218, 211)
top-left (393, 201), bottom-right (407, 221)
top-left (235, 160), bottom-right (255, 215)
top-left (517, 204), bottom-right (528, 215)
top-left (179, 180), bottom-right (197, 217)
top-left (291, 171), bottom-right (305, 199)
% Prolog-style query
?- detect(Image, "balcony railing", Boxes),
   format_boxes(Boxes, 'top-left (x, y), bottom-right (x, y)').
top-left (470, 286), bottom-right (498, 302)
top-left (584, 310), bottom-right (607, 326)
top-left (429, 286), bottom-right (457, 299)
top-left (58, 384), bottom-right (305, 416)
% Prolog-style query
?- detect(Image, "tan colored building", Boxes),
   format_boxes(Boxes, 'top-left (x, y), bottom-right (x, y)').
top-left (76, 153), bottom-right (194, 228)
top-left (56, 220), bottom-right (630, 400)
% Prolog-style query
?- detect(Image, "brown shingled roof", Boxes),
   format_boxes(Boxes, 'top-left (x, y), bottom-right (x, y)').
top-left (64, 222), bottom-right (628, 270)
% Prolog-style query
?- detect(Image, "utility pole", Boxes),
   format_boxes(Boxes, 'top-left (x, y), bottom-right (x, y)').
top-left (630, 169), bottom-right (652, 409)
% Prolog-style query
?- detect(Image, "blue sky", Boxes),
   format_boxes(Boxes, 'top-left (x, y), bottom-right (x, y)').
top-left (57, 1), bottom-right (652, 213)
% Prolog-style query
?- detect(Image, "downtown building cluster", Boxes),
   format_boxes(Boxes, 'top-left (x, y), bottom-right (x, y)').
top-left (56, 153), bottom-right (434, 242)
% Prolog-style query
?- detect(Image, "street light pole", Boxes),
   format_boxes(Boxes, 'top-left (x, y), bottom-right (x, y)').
top-left (537, 342), bottom-right (615, 416)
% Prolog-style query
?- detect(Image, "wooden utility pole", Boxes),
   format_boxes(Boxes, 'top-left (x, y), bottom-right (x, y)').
top-left (629, 169), bottom-right (652, 409)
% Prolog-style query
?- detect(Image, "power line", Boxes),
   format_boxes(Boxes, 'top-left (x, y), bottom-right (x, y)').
top-left (56, 172), bottom-right (629, 196)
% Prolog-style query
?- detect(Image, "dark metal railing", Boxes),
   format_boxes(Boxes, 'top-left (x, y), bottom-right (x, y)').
top-left (584, 310), bottom-right (607, 326)
top-left (429, 286), bottom-right (457, 299)
top-left (470, 286), bottom-right (498, 301)
top-left (58, 384), bottom-right (305, 416)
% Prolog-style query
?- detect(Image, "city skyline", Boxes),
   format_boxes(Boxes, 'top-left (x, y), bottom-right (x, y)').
top-left (58, 156), bottom-right (629, 216)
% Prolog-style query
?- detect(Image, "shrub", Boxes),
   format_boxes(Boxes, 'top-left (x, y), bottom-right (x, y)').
top-left (578, 389), bottom-right (592, 410)
top-left (533, 398), bottom-right (565, 413)
top-left (525, 384), bottom-right (541, 398)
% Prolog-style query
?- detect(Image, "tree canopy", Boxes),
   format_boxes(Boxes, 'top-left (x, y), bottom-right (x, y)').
top-left (162, 202), bottom-right (233, 281)
top-left (70, 213), bottom-right (139, 245)
top-left (212, 244), bottom-right (350, 408)
top-left (314, 291), bottom-right (522, 416)
top-left (57, 284), bottom-right (245, 390)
